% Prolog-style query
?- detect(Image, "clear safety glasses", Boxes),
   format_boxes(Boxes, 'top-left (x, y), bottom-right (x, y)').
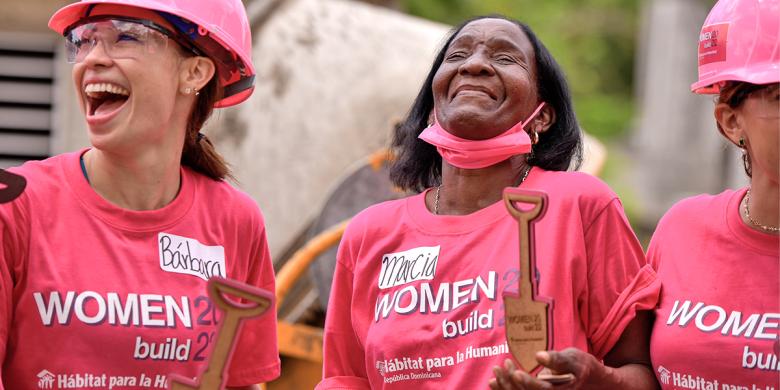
top-left (63, 16), bottom-right (202, 63)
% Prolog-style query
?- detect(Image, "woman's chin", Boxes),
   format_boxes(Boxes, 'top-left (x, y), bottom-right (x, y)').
top-left (87, 132), bottom-right (128, 155)
top-left (443, 117), bottom-right (507, 140)
top-left (442, 106), bottom-right (506, 132)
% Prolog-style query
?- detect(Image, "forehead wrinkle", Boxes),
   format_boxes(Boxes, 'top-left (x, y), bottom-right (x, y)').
top-left (486, 36), bottom-right (529, 63)
top-left (449, 30), bottom-right (533, 64)
top-left (449, 33), bottom-right (476, 48)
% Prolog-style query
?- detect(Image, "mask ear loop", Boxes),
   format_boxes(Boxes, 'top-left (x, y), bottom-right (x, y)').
top-left (523, 102), bottom-right (546, 159)
top-left (525, 102), bottom-right (547, 148)
top-left (522, 102), bottom-right (547, 131)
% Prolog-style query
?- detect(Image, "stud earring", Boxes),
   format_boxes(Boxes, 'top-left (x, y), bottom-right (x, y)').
top-left (738, 137), bottom-right (746, 148)
top-left (182, 87), bottom-right (192, 95)
top-left (194, 89), bottom-right (200, 96)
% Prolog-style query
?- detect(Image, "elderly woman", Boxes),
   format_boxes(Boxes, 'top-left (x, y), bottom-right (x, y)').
top-left (317, 15), bottom-right (660, 390)
top-left (649, 0), bottom-right (779, 387)
top-left (0, 0), bottom-right (279, 388)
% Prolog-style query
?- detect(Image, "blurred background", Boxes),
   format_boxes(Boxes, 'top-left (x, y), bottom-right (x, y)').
top-left (0, 0), bottom-right (745, 386)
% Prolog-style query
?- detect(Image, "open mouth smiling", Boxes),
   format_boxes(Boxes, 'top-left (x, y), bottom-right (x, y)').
top-left (452, 85), bottom-right (498, 100)
top-left (84, 82), bottom-right (130, 117)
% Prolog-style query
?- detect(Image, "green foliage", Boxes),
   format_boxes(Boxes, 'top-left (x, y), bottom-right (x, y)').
top-left (599, 142), bottom-right (651, 247)
top-left (400, 0), bottom-right (639, 140)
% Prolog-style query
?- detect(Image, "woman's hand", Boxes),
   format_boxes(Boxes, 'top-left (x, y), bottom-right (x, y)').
top-left (489, 313), bottom-right (659, 389)
top-left (488, 349), bottom-right (611, 389)
top-left (489, 357), bottom-right (551, 390)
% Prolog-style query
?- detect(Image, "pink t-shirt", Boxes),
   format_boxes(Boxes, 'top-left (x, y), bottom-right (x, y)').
top-left (649, 188), bottom-right (780, 388)
top-left (317, 167), bottom-right (660, 389)
top-left (0, 150), bottom-right (280, 389)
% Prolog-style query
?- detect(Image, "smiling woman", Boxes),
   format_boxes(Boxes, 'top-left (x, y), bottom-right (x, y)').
top-left (317, 15), bottom-right (660, 390)
top-left (0, 1), bottom-right (279, 389)
top-left (391, 17), bottom-right (581, 194)
top-left (66, 5), bottom-right (223, 185)
top-left (648, 0), bottom-right (779, 387)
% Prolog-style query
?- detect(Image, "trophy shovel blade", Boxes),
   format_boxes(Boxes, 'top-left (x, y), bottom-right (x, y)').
top-left (504, 295), bottom-right (550, 373)
top-left (502, 189), bottom-right (553, 374)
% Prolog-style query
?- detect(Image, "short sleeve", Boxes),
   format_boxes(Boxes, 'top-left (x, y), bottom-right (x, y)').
top-left (646, 206), bottom-right (675, 273)
top-left (316, 228), bottom-right (370, 390)
top-left (0, 211), bottom-right (12, 371)
top-left (646, 230), bottom-right (663, 272)
top-left (580, 199), bottom-right (660, 358)
top-left (0, 181), bottom-right (30, 378)
top-left (226, 215), bottom-right (281, 386)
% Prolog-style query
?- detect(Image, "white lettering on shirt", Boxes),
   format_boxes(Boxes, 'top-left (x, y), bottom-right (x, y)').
top-left (374, 271), bottom-right (497, 322)
top-left (34, 291), bottom-right (192, 328)
top-left (665, 300), bottom-right (778, 340)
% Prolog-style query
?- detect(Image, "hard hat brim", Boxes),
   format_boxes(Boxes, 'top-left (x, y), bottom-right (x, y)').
top-left (48, 0), bottom-right (256, 107)
top-left (692, 62), bottom-right (780, 94)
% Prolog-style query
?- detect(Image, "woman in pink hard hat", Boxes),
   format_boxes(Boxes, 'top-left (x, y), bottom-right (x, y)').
top-left (0, 1), bottom-right (279, 388)
top-left (648, 0), bottom-right (779, 387)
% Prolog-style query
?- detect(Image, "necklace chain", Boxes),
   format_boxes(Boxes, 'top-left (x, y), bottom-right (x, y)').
top-left (434, 165), bottom-right (531, 215)
top-left (743, 188), bottom-right (780, 233)
top-left (434, 185), bottom-right (441, 215)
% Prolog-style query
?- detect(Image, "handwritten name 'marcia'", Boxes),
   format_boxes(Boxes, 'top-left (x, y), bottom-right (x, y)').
top-left (378, 245), bottom-right (440, 290)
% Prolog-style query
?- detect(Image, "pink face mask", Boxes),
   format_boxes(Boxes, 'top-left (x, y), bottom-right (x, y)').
top-left (418, 102), bottom-right (547, 169)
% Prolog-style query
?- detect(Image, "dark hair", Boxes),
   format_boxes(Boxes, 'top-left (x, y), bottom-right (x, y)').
top-left (180, 75), bottom-right (233, 181)
top-left (389, 15), bottom-right (582, 192)
top-left (151, 10), bottom-right (232, 181)
top-left (716, 81), bottom-right (777, 178)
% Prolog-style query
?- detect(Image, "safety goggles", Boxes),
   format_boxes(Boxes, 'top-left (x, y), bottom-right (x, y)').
top-left (63, 16), bottom-right (203, 63)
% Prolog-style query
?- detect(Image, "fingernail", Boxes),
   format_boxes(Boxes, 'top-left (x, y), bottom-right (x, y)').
top-left (536, 351), bottom-right (550, 362)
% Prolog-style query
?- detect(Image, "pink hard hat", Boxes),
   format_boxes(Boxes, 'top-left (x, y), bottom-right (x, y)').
top-left (692, 0), bottom-right (780, 94)
top-left (49, 0), bottom-right (255, 107)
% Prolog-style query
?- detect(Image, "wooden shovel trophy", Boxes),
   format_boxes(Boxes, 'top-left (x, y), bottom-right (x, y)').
top-left (169, 277), bottom-right (273, 390)
top-left (503, 188), bottom-right (573, 384)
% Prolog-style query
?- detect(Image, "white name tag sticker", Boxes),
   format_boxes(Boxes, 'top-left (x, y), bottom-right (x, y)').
top-left (158, 233), bottom-right (227, 281)
top-left (378, 245), bottom-right (440, 289)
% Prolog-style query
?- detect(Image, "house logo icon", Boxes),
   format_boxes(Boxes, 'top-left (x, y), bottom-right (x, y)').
top-left (375, 361), bottom-right (387, 377)
top-left (657, 366), bottom-right (671, 385)
top-left (37, 369), bottom-right (55, 389)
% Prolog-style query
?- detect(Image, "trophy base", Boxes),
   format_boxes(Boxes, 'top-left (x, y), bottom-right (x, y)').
top-left (537, 373), bottom-right (575, 385)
